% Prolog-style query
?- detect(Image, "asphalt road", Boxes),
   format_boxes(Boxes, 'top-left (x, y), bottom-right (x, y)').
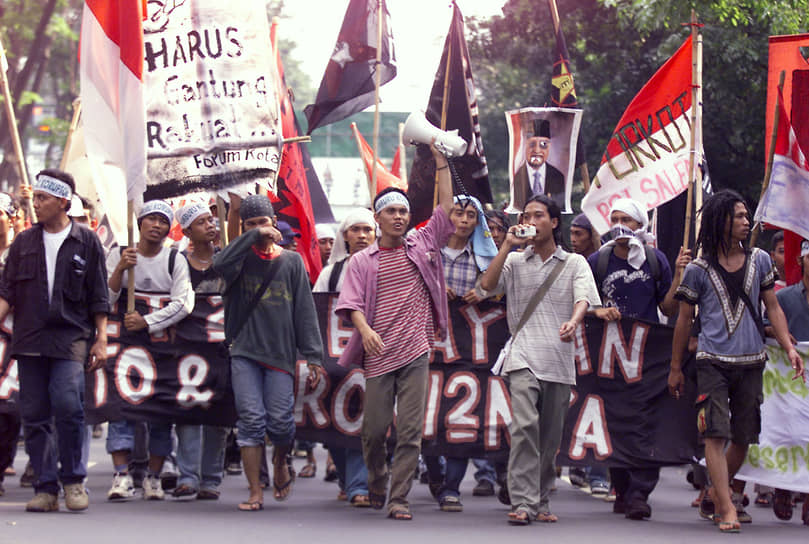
top-left (1, 431), bottom-right (807, 544)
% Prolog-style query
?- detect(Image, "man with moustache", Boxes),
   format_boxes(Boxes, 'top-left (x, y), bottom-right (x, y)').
top-left (513, 119), bottom-right (565, 211)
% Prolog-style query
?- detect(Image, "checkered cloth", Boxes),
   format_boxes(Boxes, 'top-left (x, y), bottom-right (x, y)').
top-left (441, 245), bottom-right (479, 296)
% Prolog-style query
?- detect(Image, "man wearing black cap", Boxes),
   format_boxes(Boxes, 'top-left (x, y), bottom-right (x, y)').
top-left (213, 194), bottom-right (323, 512)
top-left (513, 119), bottom-right (565, 211)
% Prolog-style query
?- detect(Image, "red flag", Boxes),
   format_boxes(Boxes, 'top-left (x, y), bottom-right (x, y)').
top-left (582, 36), bottom-right (694, 234)
top-left (271, 20), bottom-right (321, 283)
top-left (80, 0), bottom-right (147, 206)
top-left (754, 86), bottom-right (809, 285)
top-left (350, 123), bottom-right (406, 194)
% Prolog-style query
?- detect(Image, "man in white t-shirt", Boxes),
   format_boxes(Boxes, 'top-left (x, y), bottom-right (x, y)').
top-left (104, 200), bottom-right (194, 501)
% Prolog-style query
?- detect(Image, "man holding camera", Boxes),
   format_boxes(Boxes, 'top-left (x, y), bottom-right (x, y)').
top-left (479, 194), bottom-right (600, 525)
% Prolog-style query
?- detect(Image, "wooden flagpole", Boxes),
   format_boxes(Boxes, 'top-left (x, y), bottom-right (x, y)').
top-left (59, 99), bottom-right (82, 171)
top-left (433, 6), bottom-right (453, 209)
top-left (0, 36), bottom-right (29, 189)
top-left (682, 10), bottom-right (700, 249)
top-left (370, 0), bottom-right (384, 201)
top-left (126, 200), bottom-right (135, 312)
top-left (398, 122), bottom-right (407, 183)
top-left (547, 0), bottom-right (590, 192)
top-left (693, 28), bottom-right (704, 247)
top-left (750, 70), bottom-right (786, 247)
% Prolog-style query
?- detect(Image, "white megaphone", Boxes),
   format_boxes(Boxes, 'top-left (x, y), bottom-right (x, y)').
top-left (402, 111), bottom-right (468, 158)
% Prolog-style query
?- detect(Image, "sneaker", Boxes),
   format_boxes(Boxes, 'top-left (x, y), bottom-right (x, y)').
top-left (26, 492), bottom-right (59, 512)
top-left (732, 492), bottom-right (752, 523)
top-left (473, 480), bottom-right (495, 497)
top-left (226, 460), bottom-right (242, 475)
top-left (568, 468), bottom-right (587, 488)
top-left (20, 462), bottom-right (35, 488)
top-left (107, 472), bottom-right (135, 500)
top-left (64, 483), bottom-right (89, 511)
top-left (439, 495), bottom-right (463, 512)
top-left (143, 475), bottom-right (165, 500)
top-left (160, 458), bottom-right (178, 490)
top-left (590, 482), bottom-right (610, 496)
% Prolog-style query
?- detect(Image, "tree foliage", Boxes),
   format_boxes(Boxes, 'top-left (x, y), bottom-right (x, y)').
top-left (466, 0), bottom-right (809, 208)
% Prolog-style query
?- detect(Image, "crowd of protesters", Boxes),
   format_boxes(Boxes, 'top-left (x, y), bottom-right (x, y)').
top-left (0, 159), bottom-right (807, 534)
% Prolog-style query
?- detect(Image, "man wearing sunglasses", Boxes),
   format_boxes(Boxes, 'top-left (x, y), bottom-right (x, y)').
top-left (513, 119), bottom-right (565, 211)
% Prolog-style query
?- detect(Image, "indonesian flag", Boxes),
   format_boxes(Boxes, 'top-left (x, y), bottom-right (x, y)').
top-left (754, 87), bottom-right (809, 249)
top-left (350, 123), bottom-right (407, 195)
top-left (582, 36), bottom-right (694, 234)
top-left (79, 0), bottom-right (146, 207)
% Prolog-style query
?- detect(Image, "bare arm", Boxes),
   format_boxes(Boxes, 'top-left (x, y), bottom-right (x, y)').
top-left (350, 309), bottom-right (384, 357)
top-left (87, 313), bottom-right (108, 371)
top-left (660, 247), bottom-right (692, 317)
top-left (0, 297), bottom-right (10, 324)
top-left (479, 227), bottom-right (521, 291)
top-left (431, 144), bottom-right (454, 216)
top-left (560, 299), bottom-right (589, 342)
top-left (762, 288), bottom-right (805, 381)
top-left (668, 301), bottom-right (694, 397)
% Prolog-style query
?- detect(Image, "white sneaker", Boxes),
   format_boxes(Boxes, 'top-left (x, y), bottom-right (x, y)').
top-left (107, 472), bottom-right (135, 500)
top-left (143, 475), bottom-right (165, 500)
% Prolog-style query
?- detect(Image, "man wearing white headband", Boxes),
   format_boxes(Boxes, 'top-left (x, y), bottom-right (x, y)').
top-left (0, 169), bottom-right (109, 512)
top-left (312, 208), bottom-right (376, 507)
top-left (105, 199), bottom-right (194, 502)
top-left (316, 224), bottom-right (336, 267)
top-left (335, 143), bottom-right (455, 520)
top-left (587, 197), bottom-right (691, 521)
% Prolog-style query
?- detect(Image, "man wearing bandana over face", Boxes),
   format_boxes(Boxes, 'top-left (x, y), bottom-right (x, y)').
top-left (513, 119), bottom-right (566, 211)
top-left (587, 197), bottom-right (691, 520)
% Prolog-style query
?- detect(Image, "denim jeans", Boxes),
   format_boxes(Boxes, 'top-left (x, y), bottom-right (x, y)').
top-left (17, 356), bottom-right (86, 495)
top-left (230, 356), bottom-right (295, 447)
top-left (175, 424), bottom-right (228, 490)
top-left (329, 446), bottom-right (368, 501)
top-left (472, 458), bottom-right (497, 485)
top-left (106, 420), bottom-right (173, 457)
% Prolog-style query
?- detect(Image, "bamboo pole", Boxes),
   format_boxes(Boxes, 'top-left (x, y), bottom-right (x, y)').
top-left (126, 200), bottom-right (136, 312)
top-left (0, 36), bottom-right (29, 188)
top-left (433, 7), bottom-right (453, 209)
top-left (370, 0), bottom-right (384, 201)
top-left (59, 99), bottom-right (81, 171)
top-left (750, 70), bottom-right (786, 247)
top-left (682, 10), bottom-right (700, 250)
top-left (398, 122), bottom-right (407, 183)
top-left (693, 30), bottom-right (704, 247)
top-left (216, 195), bottom-right (228, 247)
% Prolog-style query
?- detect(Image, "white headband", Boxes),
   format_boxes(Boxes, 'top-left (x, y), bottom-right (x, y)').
top-left (138, 200), bottom-right (174, 224)
top-left (316, 224), bottom-right (336, 240)
top-left (801, 240), bottom-right (809, 258)
top-left (374, 191), bottom-right (410, 213)
top-left (176, 203), bottom-right (210, 229)
top-left (609, 198), bottom-right (648, 230)
top-left (34, 174), bottom-right (72, 200)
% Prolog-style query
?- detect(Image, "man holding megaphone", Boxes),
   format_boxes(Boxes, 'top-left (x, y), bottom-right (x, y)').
top-left (335, 141), bottom-right (456, 521)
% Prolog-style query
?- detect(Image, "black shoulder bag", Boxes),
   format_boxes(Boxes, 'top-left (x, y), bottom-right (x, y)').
top-left (224, 255), bottom-right (282, 346)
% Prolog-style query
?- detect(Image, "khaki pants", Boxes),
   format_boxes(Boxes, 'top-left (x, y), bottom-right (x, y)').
top-left (361, 353), bottom-right (428, 511)
top-left (506, 369), bottom-right (570, 516)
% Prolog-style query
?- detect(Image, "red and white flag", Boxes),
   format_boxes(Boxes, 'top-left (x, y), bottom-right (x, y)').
top-left (754, 87), bottom-right (809, 244)
top-left (79, 0), bottom-right (146, 207)
top-left (583, 36), bottom-right (695, 234)
top-left (350, 123), bottom-right (407, 195)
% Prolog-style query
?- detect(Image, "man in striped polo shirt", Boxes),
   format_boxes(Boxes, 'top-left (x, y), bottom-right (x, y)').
top-left (336, 144), bottom-right (455, 521)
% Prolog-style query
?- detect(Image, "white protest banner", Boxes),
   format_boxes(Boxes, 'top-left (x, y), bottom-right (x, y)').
top-left (143, 0), bottom-right (282, 200)
top-left (735, 342), bottom-right (809, 493)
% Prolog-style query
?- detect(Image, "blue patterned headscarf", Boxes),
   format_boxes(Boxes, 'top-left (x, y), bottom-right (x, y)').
top-left (453, 195), bottom-right (497, 271)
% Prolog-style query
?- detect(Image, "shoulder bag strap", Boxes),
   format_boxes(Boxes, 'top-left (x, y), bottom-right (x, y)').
top-left (512, 257), bottom-right (567, 338)
top-left (713, 254), bottom-right (766, 340)
top-left (226, 254), bottom-right (282, 345)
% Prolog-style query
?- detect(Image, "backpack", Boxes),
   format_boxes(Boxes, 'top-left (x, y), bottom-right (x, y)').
top-left (120, 246), bottom-right (179, 276)
top-left (327, 258), bottom-right (347, 292)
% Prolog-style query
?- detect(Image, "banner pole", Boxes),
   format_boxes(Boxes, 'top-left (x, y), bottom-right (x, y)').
top-left (59, 99), bottom-right (82, 171)
top-left (370, 0), bottom-right (384, 201)
top-left (693, 32), bottom-right (704, 247)
top-left (398, 121), bottom-right (407, 183)
top-left (0, 36), bottom-right (29, 189)
top-left (682, 10), bottom-right (700, 250)
top-left (750, 70), bottom-right (785, 247)
top-left (126, 200), bottom-right (136, 313)
top-left (216, 195), bottom-right (228, 247)
top-left (433, 5), bottom-right (453, 209)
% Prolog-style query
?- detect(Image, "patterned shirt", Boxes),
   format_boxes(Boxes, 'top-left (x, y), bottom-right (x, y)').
top-left (441, 243), bottom-right (479, 295)
top-left (364, 245), bottom-right (434, 379)
top-left (480, 246), bottom-right (601, 385)
top-left (676, 248), bottom-right (775, 365)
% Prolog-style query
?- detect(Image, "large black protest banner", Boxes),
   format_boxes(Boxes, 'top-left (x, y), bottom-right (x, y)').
top-left (0, 317), bottom-right (18, 414)
top-left (84, 294), bottom-right (236, 426)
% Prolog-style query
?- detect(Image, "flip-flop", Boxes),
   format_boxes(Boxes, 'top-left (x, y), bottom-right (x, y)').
top-left (350, 494), bottom-right (371, 508)
top-left (508, 510), bottom-right (531, 526)
top-left (197, 489), bottom-right (220, 501)
top-left (718, 520), bottom-right (741, 533)
top-left (273, 474), bottom-right (294, 502)
top-left (237, 500), bottom-right (263, 512)
top-left (298, 463), bottom-right (316, 478)
top-left (536, 512), bottom-right (558, 523)
top-left (388, 506), bottom-right (412, 520)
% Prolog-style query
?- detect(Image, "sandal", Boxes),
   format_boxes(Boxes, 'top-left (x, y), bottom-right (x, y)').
top-left (754, 492), bottom-right (772, 507)
top-left (439, 495), bottom-right (463, 512)
top-left (536, 511), bottom-right (558, 523)
top-left (298, 463), bottom-right (317, 478)
top-left (237, 500), bottom-right (263, 512)
top-left (773, 488), bottom-right (793, 521)
top-left (197, 489), bottom-right (220, 500)
top-left (350, 494), bottom-right (371, 508)
top-left (369, 491), bottom-right (386, 510)
top-left (508, 510), bottom-right (531, 526)
top-left (388, 505), bottom-right (413, 520)
top-left (172, 484), bottom-right (197, 498)
top-left (324, 455), bottom-right (338, 482)
top-left (717, 519), bottom-right (741, 533)
top-left (272, 447), bottom-right (295, 502)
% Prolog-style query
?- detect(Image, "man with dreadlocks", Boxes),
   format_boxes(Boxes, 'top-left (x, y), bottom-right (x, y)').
top-left (668, 189), bottom-right (804, 534)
